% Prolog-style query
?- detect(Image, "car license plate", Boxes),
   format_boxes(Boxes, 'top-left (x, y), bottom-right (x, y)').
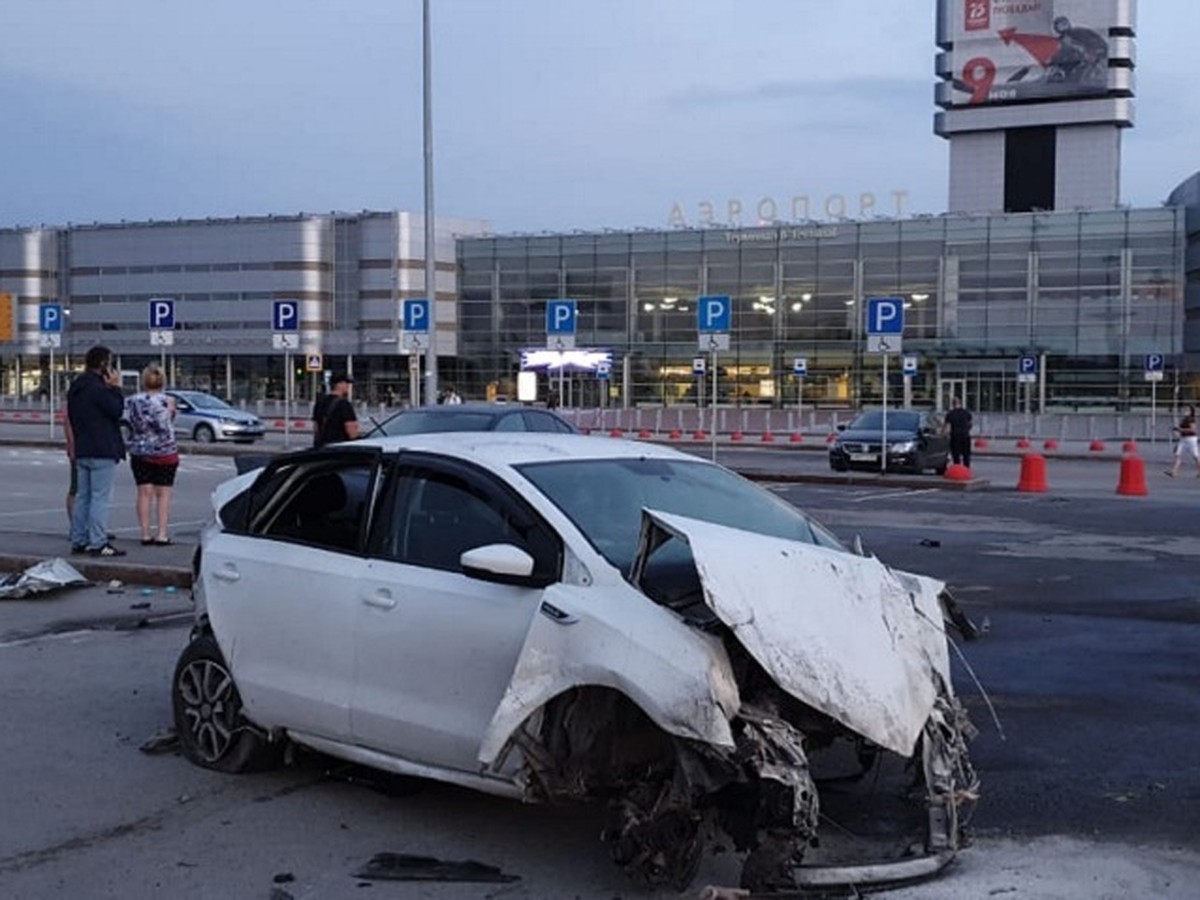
top-left (850, 453), bottom-right (877, 462)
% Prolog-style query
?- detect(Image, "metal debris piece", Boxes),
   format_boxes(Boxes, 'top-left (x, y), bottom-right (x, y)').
top-left (0, 558), bottom-right (88, 600)
top-left (353, 853), bottom-right (520, 884)
top-left (139, 728), bottom-right (179, 755)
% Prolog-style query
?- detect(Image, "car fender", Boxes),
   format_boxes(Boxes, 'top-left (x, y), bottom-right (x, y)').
top-left (478, 585), bottom-right (740, 769)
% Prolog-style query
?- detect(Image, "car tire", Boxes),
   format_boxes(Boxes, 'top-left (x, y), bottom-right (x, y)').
top-left (193, 423), bottom-right (216, 443)
top-left (934, 459), bottom-right (948, 476)
top-left (829, 459), bottom-right (848, 472)
top-left (172, 634), bottom-right (281, 773)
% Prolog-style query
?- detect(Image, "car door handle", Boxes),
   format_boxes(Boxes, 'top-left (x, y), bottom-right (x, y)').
top-left (211, 565), bottom-right (240, 583)
top-left (363, 590), bottom-right (397, 610)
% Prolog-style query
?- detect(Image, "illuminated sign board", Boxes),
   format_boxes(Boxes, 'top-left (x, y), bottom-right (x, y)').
top-left (520, 348), bottom-right (612, 373)
top-left (947, 0), bottom-right (1118, 107)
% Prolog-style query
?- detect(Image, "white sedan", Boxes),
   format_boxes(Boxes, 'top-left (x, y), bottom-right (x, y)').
top-left (174, 433), bottom-right (978, 892)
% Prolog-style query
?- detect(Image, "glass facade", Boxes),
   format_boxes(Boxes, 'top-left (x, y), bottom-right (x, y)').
top-left (459, 209), bottom-right (1186, 412)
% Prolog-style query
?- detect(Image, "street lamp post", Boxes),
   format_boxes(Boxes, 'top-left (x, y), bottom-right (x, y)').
top-left (422, 0), bottom-right (439, 404)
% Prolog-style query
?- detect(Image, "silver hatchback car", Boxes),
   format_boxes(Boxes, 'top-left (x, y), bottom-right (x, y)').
top-left (165, 390), bottom-right (265, 443)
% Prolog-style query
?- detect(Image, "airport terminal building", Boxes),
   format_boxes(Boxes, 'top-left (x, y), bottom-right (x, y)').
top-left (1, 0), bottom-right (1197, 411)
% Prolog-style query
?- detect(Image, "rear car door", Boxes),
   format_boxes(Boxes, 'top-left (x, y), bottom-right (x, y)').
top-left (203, 448), bottom-right (382, 742)
top-left (353, 454), bottom-right (561, 772)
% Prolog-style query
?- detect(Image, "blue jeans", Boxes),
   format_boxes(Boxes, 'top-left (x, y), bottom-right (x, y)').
top-left (71, 458), bottom-right (118, 549)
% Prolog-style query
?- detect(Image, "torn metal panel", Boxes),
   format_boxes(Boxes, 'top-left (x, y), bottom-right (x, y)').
top-left (638, 510), bottom-right (951, 757)
top-left (478, 587), bottom-right (740, 770)
top-left (0, 558), bottom-right (88, 600)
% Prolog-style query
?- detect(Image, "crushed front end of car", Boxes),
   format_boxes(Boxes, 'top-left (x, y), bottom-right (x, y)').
top-left (482, 509), bottom-right (979, 893)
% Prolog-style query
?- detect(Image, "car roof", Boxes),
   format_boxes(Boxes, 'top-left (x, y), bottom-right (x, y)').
top-left (352, 431), bottom-right (704, 470)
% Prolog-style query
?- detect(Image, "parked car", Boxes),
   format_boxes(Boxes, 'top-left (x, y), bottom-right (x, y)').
top-left (120, 390), bottom-right (265, 444)
top-left (829, 409), bottom-right (949, 474)
top-left (175, 434), bottom-right (977, 892)
top-left (365, 403), bottom-right (576, 437)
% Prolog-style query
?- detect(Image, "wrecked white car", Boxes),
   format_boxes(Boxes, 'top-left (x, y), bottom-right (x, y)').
top-left (174, 433), bottom-right (978, 891)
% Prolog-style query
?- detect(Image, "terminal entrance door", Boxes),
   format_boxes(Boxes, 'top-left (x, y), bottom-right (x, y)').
top-left (939, 378), bottom-right (968, 411)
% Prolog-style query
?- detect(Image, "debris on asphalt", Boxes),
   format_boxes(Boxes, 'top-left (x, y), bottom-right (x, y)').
top-left (272, 872), bottom-right (295, 884)
top-left (919, 538), bottom-right (942, 547)
top-left (0, 558), bottom-right (88, 600)
top-left (130, 602), bottom-right (151, 610)
top-left (353, 853), bottom-right (520, 884)
top-left (107, 579), bottom-right (125, 594)
top-left (139, 728), bottom-right (179, 755)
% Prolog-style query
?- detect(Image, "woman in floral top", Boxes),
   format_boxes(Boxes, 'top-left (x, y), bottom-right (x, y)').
top-left (124, 365), bottom-right (179, 544)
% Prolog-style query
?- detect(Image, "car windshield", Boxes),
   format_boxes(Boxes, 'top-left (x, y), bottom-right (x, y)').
top-left (518, 457), bottom-right (844, 572)
top-left (377, 410), bottom-right (499, 435)
top-left (849, 411), bottom-right (922, 431)
top-left (178, 392), bottom-right (233, 410)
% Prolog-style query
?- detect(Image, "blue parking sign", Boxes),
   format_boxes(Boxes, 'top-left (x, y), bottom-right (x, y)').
top-left (272, 300), bottom-right (299, 331)
top-left (404, 298), bottom-right (431, 332)
top-left (1145, 353), bottom-right (1164, 373)
top-left (148, 297), bottom-right (175, 329)
top-left (39, 303), bottom-right (63, 332)
top-left (866, 297), bottom-right (904, 335)
top-left (697, 295), bottom-right (731, 333)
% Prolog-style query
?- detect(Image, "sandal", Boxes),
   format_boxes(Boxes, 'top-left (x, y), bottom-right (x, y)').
top-left (90, 543), bottom-right (127, 558)
top-left (141, 538), bottom-right (156, 546)
top-left (153, 538), bottom-right (173, 546)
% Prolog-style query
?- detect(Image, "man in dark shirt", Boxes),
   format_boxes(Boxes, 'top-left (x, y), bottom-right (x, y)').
top-left (67, 345), bottom-right (127, 556)
top-left (312, 373), bottom-right (360, 448)
top-left (944, 396), bottom-right (973, 468)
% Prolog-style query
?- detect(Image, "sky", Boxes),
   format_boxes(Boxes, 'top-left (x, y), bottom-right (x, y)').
top-left (2, 1), bottom-right (1195, 234)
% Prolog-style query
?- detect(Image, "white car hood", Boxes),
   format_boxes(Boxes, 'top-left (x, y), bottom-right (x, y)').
top-left (640, 510), bottom-right (951, 757)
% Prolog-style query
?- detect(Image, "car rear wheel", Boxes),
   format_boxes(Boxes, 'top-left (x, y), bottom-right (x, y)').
top-left (172, 634), bottom-right (281, 773)
top-left (193, 423), bottom-right (215, 443)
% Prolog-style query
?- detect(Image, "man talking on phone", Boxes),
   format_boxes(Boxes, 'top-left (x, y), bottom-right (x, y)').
top-left (67, 345), bottom-right (127, 557)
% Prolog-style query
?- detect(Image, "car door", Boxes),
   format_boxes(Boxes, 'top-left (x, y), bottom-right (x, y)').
top-left (169, 394), bottom-right (195, 439)
top-left (203, 448), bottom-right (382, 742)
top-left (352, 454), bottom-right (562, 773)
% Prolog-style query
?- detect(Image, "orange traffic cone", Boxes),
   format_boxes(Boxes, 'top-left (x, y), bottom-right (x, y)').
top-left (944, 463), bottom-right (971, 481)
top-left (761, 431), bottom-right (775, 443)
top-left (974, 436), bottom-right (990, 449)
top-left (609, 428), bottom-right (624, 438)
top-left (1017, 453), bottom-right (1048, 493)
top-left (790, 432), bottom-right (803, 443)
top-left (1089, 439), bottom-right (1106, 452)
top-left (1122, 440), bottom-right (1138, 453)
top-left (731, 431), bottom-right (744, 442)
top-left (637, 429), bottom-right (651, 439)
top-left (1016, 438), bottom-right (1031, 449)
top-left (1043, 438), bottom-right (1059, 451)
top-left (1116, 453), bottom-right (1148, 496)
top-left (669, 429), bottom-right (681, 440)
top-left (692, 429), bottom-right (707, 440)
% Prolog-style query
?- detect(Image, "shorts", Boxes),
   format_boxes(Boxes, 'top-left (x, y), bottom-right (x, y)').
top-left (131, 456), bottom-right (179, 487)
top-left (1175, 435), bottom-right (1200, 460)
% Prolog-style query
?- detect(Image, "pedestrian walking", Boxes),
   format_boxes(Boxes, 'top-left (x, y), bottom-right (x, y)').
top-left (67, 345), bottom-right (127, 557)
top-left (1165, 404), bottom-right (1200, 478)
top-left (125, 364), bottom-right (179, 544)
top-left (944, 396), bottom-right (973, 468)
top-left (311, 373), bottom-right (360, 448)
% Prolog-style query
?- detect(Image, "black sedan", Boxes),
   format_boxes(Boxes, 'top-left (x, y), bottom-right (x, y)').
top-left (828, 409), bottom-right (949, 475)
top-left (366, 403), bottom-right (577, 437)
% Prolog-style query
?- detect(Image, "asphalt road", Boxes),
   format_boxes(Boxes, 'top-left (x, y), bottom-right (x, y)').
top-left (1, 437), bottom-right (1198, 898)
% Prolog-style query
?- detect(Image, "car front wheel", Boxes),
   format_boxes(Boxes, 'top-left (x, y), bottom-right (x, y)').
top-left (172, 634), bottom-right (280, 773)
top-left (193, 423), bottom-right (215, 443)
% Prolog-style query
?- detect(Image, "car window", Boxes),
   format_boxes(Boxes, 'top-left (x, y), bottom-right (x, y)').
top-left (493, 412), bottom-right (525, 432)
top-left (255, 461), bottom-right (376, 553)
top-left (378, 409), bottom-right (498, 435)
top-left (519, 457), bottom-right (845, 574)
top-left (523, 411), bottom-right (567, 433)
top-left (373, 461), bottom-right (559, 580)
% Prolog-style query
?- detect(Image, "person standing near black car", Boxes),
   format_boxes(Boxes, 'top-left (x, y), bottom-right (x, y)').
top-left (67, 345), bottom-right (127, 556)
top-left (944, 396), bottom-right (973, 469)
top-left (311, 373), bottom-right (360, 448)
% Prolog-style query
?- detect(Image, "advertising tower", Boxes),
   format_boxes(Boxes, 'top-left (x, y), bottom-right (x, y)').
top-left (935, 0), bottom-right (1136, 213)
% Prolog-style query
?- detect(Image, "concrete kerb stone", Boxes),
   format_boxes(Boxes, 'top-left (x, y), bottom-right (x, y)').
top-left (0, 552), bottom-right (192, 589)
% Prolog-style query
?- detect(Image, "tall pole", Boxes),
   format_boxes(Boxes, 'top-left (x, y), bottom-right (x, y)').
top-left (422, 0), bottom-right (439, 404)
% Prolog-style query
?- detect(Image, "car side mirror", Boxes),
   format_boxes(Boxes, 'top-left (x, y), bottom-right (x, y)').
top-left (461, 543), bottom-right (551, 587)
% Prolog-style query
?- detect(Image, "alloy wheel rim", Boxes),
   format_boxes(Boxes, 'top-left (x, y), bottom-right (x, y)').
top-left (178, 659), bottom-right (237, 762)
